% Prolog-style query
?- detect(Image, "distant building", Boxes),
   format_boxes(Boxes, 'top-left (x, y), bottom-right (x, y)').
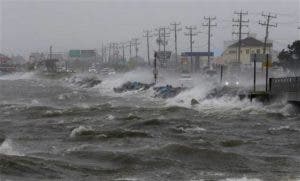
top-left (29, 52), bottom-right (46, 63)
top-left (221, 36), bottom-right (272, 67)
top-left (0, 54), bottom-right (11, 64)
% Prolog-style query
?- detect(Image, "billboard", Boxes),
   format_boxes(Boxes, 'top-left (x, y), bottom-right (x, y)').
top-left (81, 50), bottom-right (96, 57)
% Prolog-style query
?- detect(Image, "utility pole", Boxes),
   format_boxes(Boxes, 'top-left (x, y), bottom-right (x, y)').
top-left (160, 27), bottom-right (170, 67)
top-left (131, 38), bottom-right (140, 59)
top-left (127, 41), bottom-right (133, 59)
top-left (202, 16), bottom-right (217, 67)
top-left (143, 30), bottom-right (153, 65)
top-left (155, 28), bottom-right (163, 52)
top-left (184, 26), bottom-right (198, 72)
top-left (259, 12), bottom-right (277, 55)
top-left (170, 22), bottom-right (182, 65)
top-left (103, 46), bottom-right (107, 63)
top-left (232, 10), bottom-right (249, 64)
top-left (108, 43), bottom-right (112, 62)
top-left (111, 42), bottom-right (119, 61)
top-left (49, 45), bottom-right (52, 59)
top-left (101, 42), bottom-right (104, 63)
top-left (119, 42), bottom-right (126, 63)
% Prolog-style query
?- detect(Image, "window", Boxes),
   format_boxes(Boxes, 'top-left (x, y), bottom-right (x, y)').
top-left (256, 49), bottom-right (260, 54)
top-left (229, 50), bottom-right (236, 54)
top-left (246, 49), bottom-right (250, 54)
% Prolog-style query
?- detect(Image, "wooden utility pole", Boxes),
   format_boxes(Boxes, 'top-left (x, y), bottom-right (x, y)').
top-left (143, 30), bottom-right (153, 65)
top-left (259, 12), bottom-right (277, 55)
top-left (184, 26), bottom-right (198, 72)
top-left (232, 10), bottom-right (249, 64)
top-left (49, 45), bottom-right (53, 59)
top-left (203, 16), bottom-right (217, 67)
top-left (108, 43), bottom-right (112, 62)
top-left (154, 52), bottom-right (158, 84)
top-left (126, 41), bottom-right (133, 59)
top-left (170, 22), bottom-right (182, 64)
top-left (119, 42), bottom-right (126, 63)
top-left (161, 27), bottom-right (170, 66)
top-left (155, 28), bottom-right (162, 53)
top-left (131, 38), bottom-right (140, 59)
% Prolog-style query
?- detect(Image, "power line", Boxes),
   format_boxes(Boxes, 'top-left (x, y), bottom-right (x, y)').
top-left (232, 10), bottom-right (249, 64)
top-left (170, 22), bottom-right (182, 64)
top-left (203, 16), bottom-right (217, 67)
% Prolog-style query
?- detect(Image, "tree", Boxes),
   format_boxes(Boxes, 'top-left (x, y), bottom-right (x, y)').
top-left (277, 40), bottom-right (300, 71)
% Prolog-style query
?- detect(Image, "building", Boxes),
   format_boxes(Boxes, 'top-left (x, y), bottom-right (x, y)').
top-left (221, 36), bottom-right (272, 67)
top-left (181, 52), bottom-right (214, 72)
top-left (0, 54), bottom-right (11, 64)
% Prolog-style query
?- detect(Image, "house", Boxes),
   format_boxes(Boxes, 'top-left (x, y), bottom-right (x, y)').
top-left (221, 36), bottom-right (272, 67)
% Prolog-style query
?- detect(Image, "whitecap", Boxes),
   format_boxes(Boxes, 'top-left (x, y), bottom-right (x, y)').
top-left (0, 139), bottom-right (24, 156)
top-left (70, 125), bottom-right (94, 138)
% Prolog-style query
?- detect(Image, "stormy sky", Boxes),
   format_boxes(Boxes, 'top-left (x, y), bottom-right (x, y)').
top-left (0, 0), bottom-right (299, 58)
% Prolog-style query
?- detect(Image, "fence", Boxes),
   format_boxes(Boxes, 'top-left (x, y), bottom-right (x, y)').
top-left (269, 77), bottom-right (300, 93)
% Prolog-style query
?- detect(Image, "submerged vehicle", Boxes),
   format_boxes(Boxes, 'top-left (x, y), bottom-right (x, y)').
top-left (153, 85), bottom-right (186, 99)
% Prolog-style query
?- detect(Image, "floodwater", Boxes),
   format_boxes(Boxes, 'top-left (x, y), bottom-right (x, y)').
top-left (0, 69), bottom-right (299, 181)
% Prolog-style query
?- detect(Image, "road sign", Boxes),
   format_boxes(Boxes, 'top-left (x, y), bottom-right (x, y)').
top-left (69, 50), bottom-right (81, 57)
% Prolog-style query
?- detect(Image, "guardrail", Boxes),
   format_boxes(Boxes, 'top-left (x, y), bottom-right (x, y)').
top-left (269, 77), bottom-right (300, 93)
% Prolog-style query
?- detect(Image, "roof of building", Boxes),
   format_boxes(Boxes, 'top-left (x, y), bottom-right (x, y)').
top-left (228, 37), bottom-right (272, 48)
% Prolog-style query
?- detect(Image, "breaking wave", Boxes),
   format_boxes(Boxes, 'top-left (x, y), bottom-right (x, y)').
top-left (0, 72), bottom-right (36, 80)
top-left (65, 74), bottom-right (102, 88)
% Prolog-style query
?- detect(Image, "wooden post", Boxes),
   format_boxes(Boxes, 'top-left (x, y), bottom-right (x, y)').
top-left (253, 54), bottom-right (256, 92)
top-left (220, 65), bottom-right (223, 83)
top-left (154, 52), bottom-right (158, 84)
top-left (265, 54), bottom-right (269, 92)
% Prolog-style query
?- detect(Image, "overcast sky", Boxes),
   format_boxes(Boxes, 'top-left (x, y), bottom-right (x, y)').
top-left (0, 0), bottom-right (299, 58)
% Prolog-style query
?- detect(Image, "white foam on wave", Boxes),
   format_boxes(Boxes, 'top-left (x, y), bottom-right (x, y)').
top-left (0, 72), bottom-right (35, 80)
top-left (0, 139), bottom-right (24, 156)
top-left (221, 177), bottom-right (262, 181)
top-left (97, 67), bottom-right (153, 95)
top-left (70, 125), bottom-right (94, 138)
top-left (165, 81), bottom-right (299, 118)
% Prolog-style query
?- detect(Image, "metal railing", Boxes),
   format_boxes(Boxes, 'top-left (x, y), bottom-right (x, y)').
top-left (269, 77), bottom-right (300, 93)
